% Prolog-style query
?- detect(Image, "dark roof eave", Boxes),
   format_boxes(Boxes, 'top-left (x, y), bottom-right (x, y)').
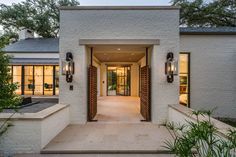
top-left (180, 32), bottom-right (236, 35)
top-left (5, 51), bottom-right (59, 53)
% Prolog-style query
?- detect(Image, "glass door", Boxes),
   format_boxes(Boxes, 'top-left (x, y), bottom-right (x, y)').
top-left (107, 67), bottom-right (117, 96)
top-left (107, 66), bottom-right (130, 96)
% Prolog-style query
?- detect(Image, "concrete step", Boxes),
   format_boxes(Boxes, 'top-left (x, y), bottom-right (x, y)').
top-left (40, 150), bottom-right (173, 154)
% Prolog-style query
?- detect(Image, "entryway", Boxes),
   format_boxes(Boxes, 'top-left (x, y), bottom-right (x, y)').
top-left (95, 96), bottom-right (143, 123)
top-left (87, 44), bottom-right (151, 122)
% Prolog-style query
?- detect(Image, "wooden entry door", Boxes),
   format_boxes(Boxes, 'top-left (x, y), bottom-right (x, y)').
top-left (140, 66), bottom-right (151, 121)
top-left (88, 65), bottom-right (97, 121)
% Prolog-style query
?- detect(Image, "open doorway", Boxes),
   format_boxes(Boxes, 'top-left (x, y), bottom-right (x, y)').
top-left (107, 66), bottom-right (131, 96)
top-left (88, 45), bottom-right (151, 123)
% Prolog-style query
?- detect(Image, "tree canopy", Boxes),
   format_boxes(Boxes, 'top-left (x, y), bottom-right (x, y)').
top-left (172, 0), bottom-right (236, 27)
top-left (0, 0), bottom-right (80, 38)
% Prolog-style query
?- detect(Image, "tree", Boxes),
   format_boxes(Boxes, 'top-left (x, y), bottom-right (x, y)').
top-left (0, 31), bottom-right (18, 49)
top-left (0, 0), bottom-right (80, 38)
top-left (172, 0), bottom-right (236, 27)
top-left (0, 50), bottom-right (22, 136)
top-left (0, 51), bottom-right (21, 111)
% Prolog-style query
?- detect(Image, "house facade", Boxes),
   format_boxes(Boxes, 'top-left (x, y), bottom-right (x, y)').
top-left (3, 6), bottom-right (236, 124)
top-left (1, 6), bottom-right (236, 155)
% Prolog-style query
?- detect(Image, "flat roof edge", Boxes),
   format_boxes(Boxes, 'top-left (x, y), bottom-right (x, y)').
top-left (180, 32), bottom-right (236, 35)
top-left (60, 6), bottom-right (180, 10)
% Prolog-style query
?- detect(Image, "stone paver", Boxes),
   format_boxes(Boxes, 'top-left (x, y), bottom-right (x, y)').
top-left (42, 123), bottom-right (173, 153)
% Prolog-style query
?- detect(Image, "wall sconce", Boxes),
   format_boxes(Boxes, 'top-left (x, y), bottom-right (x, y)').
top-left (62, 52), bottom-right (74, 83)
top-left (165, 52), bottom-right (178, 83)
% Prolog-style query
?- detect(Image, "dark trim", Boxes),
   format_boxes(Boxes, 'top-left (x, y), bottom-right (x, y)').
top-left (91, 47), bottom-right (93, 66)
top-left (180, 52), bottom-right (191, 108)
top-left (53, 66), bottom-right (56, 95)
top-left (5, 51), bottom-right (59, 53)
top-left (146, 47), bottom-right (148, 66)
top-left (11, 65), bottom-right (13, 84)
top-left (43, 66), bottom-right (45, 95)
top-left (21, 65), bottom-right (25, 95)
top-left (33, 66), bottom-right (35, 95)
top-left (106, 65), bottom-right (108, 96)
top-left (139, 65), bottom-right (141, 97)
top-left (180, 32), bottom-right (236, 35)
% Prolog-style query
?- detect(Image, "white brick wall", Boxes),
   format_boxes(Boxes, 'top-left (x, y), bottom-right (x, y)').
top-left (0, 105), bottom-right (69, 156)
top-left (180, 35), bottom-right (236, 118)
top-left (59, 8), bottom-right (180, 124)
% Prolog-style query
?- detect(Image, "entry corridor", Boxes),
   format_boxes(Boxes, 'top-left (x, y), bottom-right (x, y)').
top-left (96, 96), bottom-right (143, 123)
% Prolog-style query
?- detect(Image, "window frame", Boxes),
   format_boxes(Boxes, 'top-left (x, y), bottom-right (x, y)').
top-left (11, 65), bottom-right (59, 96)
top-left (179, 52), bottom-right (191, 108)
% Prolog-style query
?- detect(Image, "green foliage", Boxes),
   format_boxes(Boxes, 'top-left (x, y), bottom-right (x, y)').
top-left (172, 0), bottom-right (236, 27)
top-left (0, 31), bottom-right (18, 49)
top-left (0, 0), bottom-right (80, 38)
top-left (0, 51), bottom-right (22, 111)
top-left (164, 110), bottom-right (236, 157)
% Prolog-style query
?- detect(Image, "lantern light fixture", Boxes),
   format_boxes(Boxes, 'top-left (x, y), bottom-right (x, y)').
top-left (165, 52), bottom-right (178, 83)
top-left (62, 52), bottom-right (74, 83)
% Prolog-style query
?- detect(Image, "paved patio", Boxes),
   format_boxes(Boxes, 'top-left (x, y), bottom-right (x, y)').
top-left (95, 96), bottom-right (143, 123)
top-left (42, 123), bottom-right (173, 154)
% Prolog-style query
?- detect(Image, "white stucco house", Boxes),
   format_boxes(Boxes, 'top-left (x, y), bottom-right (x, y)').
top-left (0, 6), bottom-right (235, 156)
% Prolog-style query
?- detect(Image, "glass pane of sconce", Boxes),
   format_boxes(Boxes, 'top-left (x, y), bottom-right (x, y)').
top-left (62, 61), bottom-right (68, 75)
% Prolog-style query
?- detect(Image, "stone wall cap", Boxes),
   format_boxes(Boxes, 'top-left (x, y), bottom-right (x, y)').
top-left (0, 104), bottom-right (69, 121)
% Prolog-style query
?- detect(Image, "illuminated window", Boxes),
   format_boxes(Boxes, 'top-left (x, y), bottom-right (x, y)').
top-left (12, 66), bottom-right (22, 95)
top-left (9, 65), bottom-right (59, 96)
top-left (24, 66), bottom-right (34, 95)
top-left (34, 66), bottom-right (43, 95)
top-left (44, 66), bottom-right (53, 95)
top-left (179, 53), bottom-right (190, 107)
top-left (55, 66), bottom-right (60, 95)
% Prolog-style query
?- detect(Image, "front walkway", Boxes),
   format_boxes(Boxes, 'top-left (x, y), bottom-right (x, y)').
top-left (95, 96), bottom-right (143, 123)
top-left (42, 123), bottom-right (173, 154)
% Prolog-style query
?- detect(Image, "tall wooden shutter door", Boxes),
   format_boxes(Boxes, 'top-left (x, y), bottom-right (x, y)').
top-left (140, 66), bottom-right (151, 121)
top-left (88, 65), bottom-right (97, 121)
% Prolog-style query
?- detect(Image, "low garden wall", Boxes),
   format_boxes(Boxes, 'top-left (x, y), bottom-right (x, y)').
top-left (168, 104), bottom-right (235, 138)
top-left (0, 104), bottom-right (69, 156)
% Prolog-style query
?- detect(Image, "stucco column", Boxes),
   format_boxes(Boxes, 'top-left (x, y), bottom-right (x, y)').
top-left (59, 45), bottom-right (88, 124)
top-left (151, 45), bottom-right (179, 124)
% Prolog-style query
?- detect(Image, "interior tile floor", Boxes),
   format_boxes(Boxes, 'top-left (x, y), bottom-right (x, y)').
top-left (95, 96), bottom-right (143, 123)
